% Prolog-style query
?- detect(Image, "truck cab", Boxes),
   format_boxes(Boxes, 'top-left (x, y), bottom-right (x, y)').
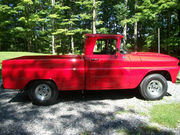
top-left (85, 34), bottom-right (131, 90)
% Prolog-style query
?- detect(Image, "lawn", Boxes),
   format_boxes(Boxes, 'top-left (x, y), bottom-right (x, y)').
top-left (178, 71), bottom-right (180, 78)
top-left (150, 103), bottom-right (180, 128)
top-left (0, 51), bottom-right (50, 78)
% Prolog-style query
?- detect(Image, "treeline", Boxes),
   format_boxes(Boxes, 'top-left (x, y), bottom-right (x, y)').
top-left (0, 0), bottom-right (179, 56)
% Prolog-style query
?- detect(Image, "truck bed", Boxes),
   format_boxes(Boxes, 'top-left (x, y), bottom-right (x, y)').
top-left (2, 55), bottom-right (85, 90)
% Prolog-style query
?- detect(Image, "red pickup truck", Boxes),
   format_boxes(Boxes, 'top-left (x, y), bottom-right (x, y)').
top-left (2, 34), bottom-right (180, 105)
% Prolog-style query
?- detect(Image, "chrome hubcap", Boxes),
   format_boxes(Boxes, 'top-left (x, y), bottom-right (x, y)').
top-left (35, 84), bottom-right (52, 101)
top-left (147, 80), bottom-right (163, 97)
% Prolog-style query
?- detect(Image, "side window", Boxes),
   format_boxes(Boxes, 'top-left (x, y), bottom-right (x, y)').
top-left (93, 39), bottom-right (117, 55)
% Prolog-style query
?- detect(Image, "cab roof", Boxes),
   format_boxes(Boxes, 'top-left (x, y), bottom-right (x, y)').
top-left (85, 34), bottom-right (123, 39)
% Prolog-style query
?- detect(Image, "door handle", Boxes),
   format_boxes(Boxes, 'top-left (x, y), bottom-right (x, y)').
top-left (91, 58), bottom-right (99, 61)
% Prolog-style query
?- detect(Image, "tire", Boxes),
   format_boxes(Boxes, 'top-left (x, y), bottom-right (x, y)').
top-left (139, 74), bottom-right (167, 100)
top-left (28, 81), bottom-right (59, 106)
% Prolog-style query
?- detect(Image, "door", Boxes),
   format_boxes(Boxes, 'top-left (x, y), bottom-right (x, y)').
top-left (85, 38), bottom-right (131, 90)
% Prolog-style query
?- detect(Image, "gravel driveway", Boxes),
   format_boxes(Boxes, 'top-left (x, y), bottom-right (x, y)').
top-left (0, 80), bottom-right (180, 135)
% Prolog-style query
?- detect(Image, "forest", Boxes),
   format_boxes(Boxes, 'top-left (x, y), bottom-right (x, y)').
top-left (0, 0), bottom-right (180, 58)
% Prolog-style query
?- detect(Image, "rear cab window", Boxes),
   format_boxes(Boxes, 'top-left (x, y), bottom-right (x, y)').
top-left (93, 39), bottom-right (117, 55)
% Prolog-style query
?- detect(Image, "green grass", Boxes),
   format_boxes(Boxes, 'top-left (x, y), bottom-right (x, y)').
top-left (0, 51), bottom-right (49, 78)
top-left (0, 51), bottom-right (49, 64)
top-left (139, 112), bottom-right (148, 117)
top-left (80, 132), bottom-right (90, 135)
top-left (150, 103), bottom-right (180, 128)
top-left (117, 128), bottom-right (130, 135)
top-left (116, 126), bottom-right (170, 135)
top-left (178, 71), bottom-right (180, 79)
top-left (117, 110), bottom-right (129, 115)
top-left (176, 71), bottom-right (180, 83)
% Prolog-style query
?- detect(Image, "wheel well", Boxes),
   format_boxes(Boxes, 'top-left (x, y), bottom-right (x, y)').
top-left (145, 71), bottom-right (171, 81)
top-left (24, 79), bottom-right (57, 90)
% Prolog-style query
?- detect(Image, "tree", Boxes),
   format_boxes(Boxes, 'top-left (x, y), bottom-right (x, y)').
top-left (134, 0), bottom-right (138, 51)
top-left (0, 0), bottom-right (179, 58)
top-left (51, 0), bottom-right (55, 54)
top-left (92, 0), bottom-right (96, 34)
top-left (123, 0), bottom-right (128, 46)
top-left (114, 0), bottom-right (128, 46)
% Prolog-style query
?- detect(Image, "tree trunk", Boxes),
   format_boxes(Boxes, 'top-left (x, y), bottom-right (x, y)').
top-left (123, 0), bottom-right (128, 46)
top-left (27, 38), bottom-right (31, 52)
top-left (167, 10), bottom-right (171, 38)
top-left (134, 21), bottom-right (138, 51)
top-left (123, 22), bottom-right (127, 46)
top-left (134, 0), bottom-right (138, 51)
top-left (51, 0), bottom-right (55, 54)
top-left (35, 35), bottom-right (37, 51)
top-left (52, 35), bottom-right (55, 54)
top-left (42, 24), bottom-right (45, 32)
top-left (92, 0), bottom-right (96, 34)
top-left (71, 35), bottom-right (74, 54)
top-left (167, 10), bottom-right (171, 53)
top-left (158, 28), bottom-right (160, 53)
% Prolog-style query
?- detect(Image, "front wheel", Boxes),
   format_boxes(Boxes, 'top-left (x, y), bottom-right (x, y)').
top-left (28, 81), bottom-right (59, 106)
top-left (139, 74), bottom-right (167, 100)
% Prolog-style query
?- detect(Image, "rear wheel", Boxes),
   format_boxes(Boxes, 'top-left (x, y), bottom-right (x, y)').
top-left (139, 74), bottom-right (167, 100)
top-left (28, 81), bottom-right (59, 106)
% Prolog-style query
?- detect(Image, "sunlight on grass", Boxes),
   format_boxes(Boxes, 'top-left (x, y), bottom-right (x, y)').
top-left (0, 51), bottom-right (49, 62)
top-left (178, 71), bottom-right (180, 79)
top-left (0, 52), bottom-right (49, 66)
top-left (117, 128), bottom-right (130, 135)
top-left (139, 112), bottom-right (148, 117)
top-left (176, 71), bottom-right (180, 83)
top-left (0, 51), bottom-right (49, 78)
top-left (150, 103), bottom-right (180, 128)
